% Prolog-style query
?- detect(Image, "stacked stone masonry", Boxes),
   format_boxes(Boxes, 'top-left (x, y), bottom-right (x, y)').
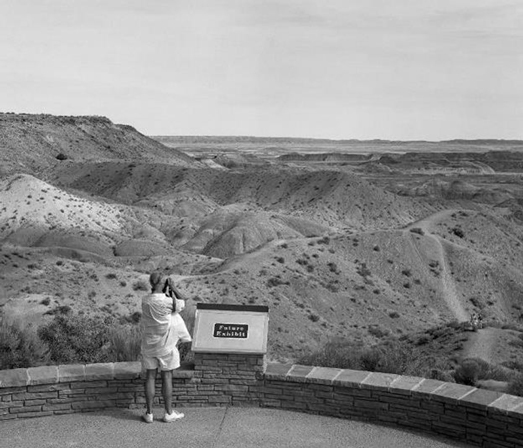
top-left (1, 355), bottom-right (522, 447)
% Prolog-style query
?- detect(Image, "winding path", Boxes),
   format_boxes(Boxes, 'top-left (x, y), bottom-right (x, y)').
top-left (406, 209), bottom-right (503, 362)
top-left (406, 209), bottom-right (468, 322)
top-left (462, 327), bottom-right (500, 363)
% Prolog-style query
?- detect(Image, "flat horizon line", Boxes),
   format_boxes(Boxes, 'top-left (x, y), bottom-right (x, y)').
top-left (151, 135), bottom-right (523, 145)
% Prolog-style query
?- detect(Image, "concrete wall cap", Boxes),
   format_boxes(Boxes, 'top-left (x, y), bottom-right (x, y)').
top-left (411, 378), bottom-right (445, 395)
top-left (27, 366), bottom-right (59, 385)
top-left (332, 369), bottom-right (371, 386)
top-left (305, 366), bottom-right (343, 384)
top-left (512, 401), bottom-right (523, 415)
top-left (0, 368), bottom-right (29, 387)
top-left (490, 393), bottom-right (523, 414)
top-left (460, 388), bottom-right (503, 409)
top-left (389, 375), bottom-right (424, 393)
top-left (58, 364), bottom-right (86, 383)
top-left (287, 365), bottom-right (315, 381)
top-left (430, 382), bottom-right (477, 402)
top-left (264, 363), bottom-right (293, 378)
top-left (85, 363), bottom-right (115, 380)
top-left (361, 372), bottom-right (399, 390)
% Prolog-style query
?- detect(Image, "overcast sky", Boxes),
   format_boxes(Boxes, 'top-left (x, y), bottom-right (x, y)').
top-left (1, 0), bottom-right (522, 140)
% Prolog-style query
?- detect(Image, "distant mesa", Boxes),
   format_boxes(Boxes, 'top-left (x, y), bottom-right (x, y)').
top-left (0, 112), bottom-right (199, 177)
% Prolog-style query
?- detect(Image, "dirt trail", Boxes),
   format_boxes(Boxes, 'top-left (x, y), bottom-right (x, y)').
top-left (462, 328), bottom-right (499, 363)
top-left (172, 239), bottom-right (288, 284)
top-left (406, 209), bottom-right (468, 322)
top-left (408, 210), bottom-right (501, 360)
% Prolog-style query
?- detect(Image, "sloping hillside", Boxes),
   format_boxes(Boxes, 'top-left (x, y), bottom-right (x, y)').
top-left (47, 163), bottom-right (435, 233)
top-left (0, 174), bottom-right (128, 246)
top-left (0, 113), bottom-right (197, 176)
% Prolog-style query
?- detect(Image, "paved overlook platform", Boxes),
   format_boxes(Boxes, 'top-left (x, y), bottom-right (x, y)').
top-left (1, 358), bottom-right (523, 447)
top-left (1, 406), bottom-right (472, 448)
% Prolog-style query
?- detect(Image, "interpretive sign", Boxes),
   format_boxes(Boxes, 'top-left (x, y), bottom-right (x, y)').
top-left (192, 303), bottom-right (269, 353)
top-left (213, 323), bottom-right (248, 338)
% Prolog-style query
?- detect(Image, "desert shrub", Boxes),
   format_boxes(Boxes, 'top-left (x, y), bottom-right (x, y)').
top-left (298, 335), bottom-right (457, 379)
top-left (318, 236), bottom-right (330, 245)
top-left (56, 152), bottom-right (68, 160)
top-left (453, 358), bottom-right (491, 386)
top-left (275, 257), bottom-right (285, 264)
top-left (40, 297), bottom-right (51, 306)
top-left (359, 348), bottom-right (382, 371)
top-left (427, 368), bottom-right (455, 383)
top-left (508, 374), bottom-right (523, 397)
top-left (308, 314), bottom-right (320, 322)
top-left (410, 227), bottom-right (424, 235)
top-left (133, 280), bottom-right (149, 291)
top-left (415, 335), bottom-right (430, 346)
top-left (298, 340), bottom-right (362, 369)
top-left (401, 268), bottom-right (412, 277)
top-left (502, 360), bottom-right (523, 371)
top-left (451, 227), bottom-right (465, 238)
top-left (383, 347), bottom-right (419, 374)
top-left (368, 326), bottom-right (390, 338)
top-left (106, 324), bottom-right (142, 362)
top-left (327, 262), bottom-right (339, 273)
top-left (446, 319), bottom-right (462, 330)
top-left (266, 277), bottom-right (289, 287)
top-left (0, 319), bottom-right (50, 369)
top-left (38, 313), bottom-right (114, 364)
top-left (105, 273), bottom-right (118, 279)
top-left (502, 322), bottom-right (523, 331)
top-left (325, 282), bottom-right (339, 293)
top-left (121, 311), bottom-right (142, 324)
top-left (388, 311), bottom-right (400, 319)
top-left (45, 305), bottom-right (73, 316)
top-left (356, 263), bottom-right (371, 278)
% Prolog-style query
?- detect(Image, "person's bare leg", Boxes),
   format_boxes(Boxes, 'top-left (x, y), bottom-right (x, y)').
top-left (145, 369), bottom-right (156, 415)
top-left (161, 370), bottom-right (173, 415)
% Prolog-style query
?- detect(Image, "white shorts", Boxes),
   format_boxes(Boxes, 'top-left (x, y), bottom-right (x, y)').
top-left (141, 349), bottom-right (180, 371)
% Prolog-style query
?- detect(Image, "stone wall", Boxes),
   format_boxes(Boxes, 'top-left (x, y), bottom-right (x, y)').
top-left (261, 364), bottom-right (523, 448)
top-left (1, 355), bottom-right (523, 447)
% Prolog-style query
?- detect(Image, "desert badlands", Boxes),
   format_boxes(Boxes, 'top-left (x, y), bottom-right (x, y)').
top-left (1, 112), bottom-right (523, 393)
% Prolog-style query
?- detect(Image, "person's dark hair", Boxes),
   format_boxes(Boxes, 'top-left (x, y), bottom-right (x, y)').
top-left (149, 271), bottom-right (166, 292)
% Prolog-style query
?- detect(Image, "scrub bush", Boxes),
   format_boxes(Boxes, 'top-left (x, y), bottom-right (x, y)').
top-left (38, 314), bottom-right (114, 364)
top-left (0, 319), bottom-right (50, 369)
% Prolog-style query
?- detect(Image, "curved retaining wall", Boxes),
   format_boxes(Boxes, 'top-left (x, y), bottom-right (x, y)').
top-left (1, 355), bottom-right (523, 448)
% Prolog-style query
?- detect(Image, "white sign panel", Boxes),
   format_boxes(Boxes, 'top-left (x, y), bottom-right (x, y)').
top-left (192, 304), bottom-right (269, 354)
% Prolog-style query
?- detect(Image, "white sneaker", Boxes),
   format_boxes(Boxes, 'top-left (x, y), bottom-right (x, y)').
top-left (163, 410), bottom-right (184, 422)
top-left (142, 412), bottom-right (153, 423)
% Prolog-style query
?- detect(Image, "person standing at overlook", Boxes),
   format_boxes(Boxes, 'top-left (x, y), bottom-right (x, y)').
top-left (140, 271), bottom-right (190, 423)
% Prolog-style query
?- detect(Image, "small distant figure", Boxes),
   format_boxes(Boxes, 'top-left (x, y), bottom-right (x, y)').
top-left (140, 272), bottom-right (192, 423)
top-left (470, 312), bottom-right (482, 331)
